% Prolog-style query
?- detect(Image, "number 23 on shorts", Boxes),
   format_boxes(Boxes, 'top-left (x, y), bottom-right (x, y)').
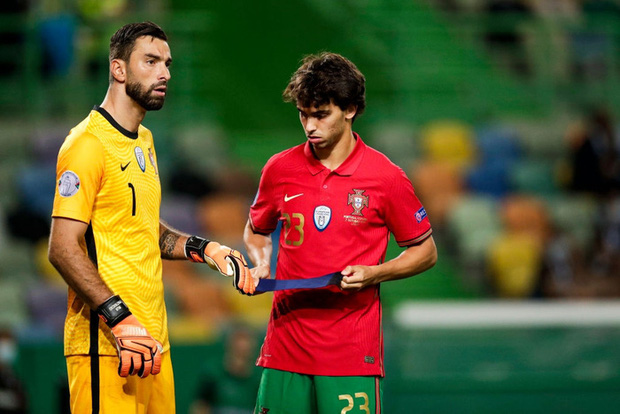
top-left (339, 392), bottom-right (370, 414)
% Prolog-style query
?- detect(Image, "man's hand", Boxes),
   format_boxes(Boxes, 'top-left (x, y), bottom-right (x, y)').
top-left (97, 295), bottom-right (162, 378)
top-left (226, 248), bottom-right (255, 295)
top-left (110, 314), bottom-right (162, 378)
top-left (247, 264), bottom-right (270, 295)
top-left (185, 236), bottom-right (253, 294)
top-left (203, 242), bottom-right (253, 294)
top-left (340, 265), bottom-right (379, 291)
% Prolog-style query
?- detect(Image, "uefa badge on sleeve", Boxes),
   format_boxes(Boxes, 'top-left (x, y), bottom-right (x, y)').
top-left (58, 170), bottom-right (80, 197)
top-left (415, 206), bottom-right (427, 223)
top-left (313, 205), bottom-right (331, 231)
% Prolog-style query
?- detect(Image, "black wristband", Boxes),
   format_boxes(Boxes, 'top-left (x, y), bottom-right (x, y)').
top-left (97, 295), bottom-right (132, 328)
top-left (185, 235), bottom-right (210, 263)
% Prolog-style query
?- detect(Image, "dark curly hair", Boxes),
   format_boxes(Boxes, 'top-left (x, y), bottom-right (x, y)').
top-left (108, 21), bottom-right (167, 82)
top-left (283, 52), bottom-right (366, 122)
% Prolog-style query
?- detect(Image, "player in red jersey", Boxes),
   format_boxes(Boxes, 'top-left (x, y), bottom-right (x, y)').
top-left (242, 52), bottom-right (437, 413)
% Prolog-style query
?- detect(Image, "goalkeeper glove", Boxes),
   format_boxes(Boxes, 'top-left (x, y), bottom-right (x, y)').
top-left (97, 295), bottom-right (162, 378)
top-left (185, 236), bottom-right (255, 295)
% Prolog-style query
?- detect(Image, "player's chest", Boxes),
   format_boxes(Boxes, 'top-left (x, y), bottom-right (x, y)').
top-left (278, 173), bottom-right (383, 232)
top-left (104, 141), bottom-right (159, 182)
top-left (99, 142), bottom-right (161, 211)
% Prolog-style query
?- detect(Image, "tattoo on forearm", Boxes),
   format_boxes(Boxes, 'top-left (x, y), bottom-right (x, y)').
top-left (159, 230), bottom-right (180, 259)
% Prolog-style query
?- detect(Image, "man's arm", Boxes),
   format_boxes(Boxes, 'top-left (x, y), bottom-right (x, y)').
top-left (159, 220), bottom-right (191, 260)
top-left (243, 220), bottom-right (273, 285)
top-left (161, 220), bottom-right (252, 293)
top-left (48, 217), bottom-right (161, 378)
top-left (340, 235), bottom-right (438, 290)
top-left (48, 217), bottom-right (113, 309)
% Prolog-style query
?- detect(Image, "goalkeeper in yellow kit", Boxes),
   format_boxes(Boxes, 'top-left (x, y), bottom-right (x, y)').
top-left (48, 21), bottom-right (252, 414)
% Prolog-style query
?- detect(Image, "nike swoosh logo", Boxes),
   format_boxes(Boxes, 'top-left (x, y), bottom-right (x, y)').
top-left (121, 161), bottom-right (131, 171)
top-left (284, 193), bottom-right (304, 202)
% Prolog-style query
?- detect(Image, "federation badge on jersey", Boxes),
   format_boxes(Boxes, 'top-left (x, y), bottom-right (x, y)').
top-left (58, 170), bottom-right (80, 197)
top-left (313, 205), bottom-right (332, 231)
top-left (148, 147), bottom-right (158, 175)
top-left (347, 189), bottom-right (369, 217)
top-left (135, 147), bottom-right (146, 172)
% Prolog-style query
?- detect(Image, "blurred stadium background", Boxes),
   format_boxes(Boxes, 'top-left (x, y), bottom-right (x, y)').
top-left (1, 0), bottom-right (620, 413)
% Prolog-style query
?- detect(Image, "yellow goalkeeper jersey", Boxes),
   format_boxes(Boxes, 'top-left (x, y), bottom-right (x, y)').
top-left (52, 107), bottom-right (169, 356)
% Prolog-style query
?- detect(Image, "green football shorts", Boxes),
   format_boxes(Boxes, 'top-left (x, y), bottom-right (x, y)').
top-left (254, 368), bottom-right (383, 414)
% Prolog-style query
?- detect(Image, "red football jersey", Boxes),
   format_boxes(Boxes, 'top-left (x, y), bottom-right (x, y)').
top-left (249, 134), bottom-right (432, 376)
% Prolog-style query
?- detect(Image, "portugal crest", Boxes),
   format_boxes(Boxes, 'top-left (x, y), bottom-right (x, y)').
top-left (347, 189), bottom-right (368, 216)
top-left (148, 147), bottom-right (158, 175)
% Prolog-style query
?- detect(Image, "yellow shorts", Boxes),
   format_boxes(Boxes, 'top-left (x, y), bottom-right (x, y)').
top-left (66, 351), bottom-right (175, 414)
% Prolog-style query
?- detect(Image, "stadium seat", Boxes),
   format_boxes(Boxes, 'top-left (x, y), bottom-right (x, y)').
top-left (196, 192), bottom-right (249, 248)
top-left (162, 260), bottom-right (232, 331)
top-left (487, 232), bottom-right (543, 298)
top-left (420, 119), bottom-right (477, 170)
top-left (511, 117), bottom-right (568, 159)
top-left (409, 160), bottom-right (465, 225)
top-left (465, 160), bottom-right (511, 198)
top-left (160, 195), bottom-right (202, 236)
top-left (0, 279), bottom-right (28, 329)
top-left (16, 164), bottom-right (57, 219)
top-left (367, 121), bottom-right (419, 171)
top-left (34, 238), bottom-right (64, 286)
top-left (0, 240), bottom-right (38, 281)
top-left (446, 194), bottom-right (502, 265)
top-left (508, 158), bottom-right (560, 195)
top-left (544, 194), bottom-right (598, 251)
top-left (25, 282), bottom-right (67, 338)
top-left (475, 124), bottom-right (523, 166)
top-left (500, 194), bottom-right (551, 243)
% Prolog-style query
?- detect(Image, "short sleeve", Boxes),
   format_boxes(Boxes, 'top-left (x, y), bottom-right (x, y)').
top-left (384, 167), bottom-right (432, 247)
top-left (249, 160), bottom-right (281, 234)
top-left (51, 133), bottom-right (105, 224)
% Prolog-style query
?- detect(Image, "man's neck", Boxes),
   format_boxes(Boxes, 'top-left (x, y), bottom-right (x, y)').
top-left (314, 130), bottom-right (356, 171)
top-left (99, 88), bottom-right (146, 133)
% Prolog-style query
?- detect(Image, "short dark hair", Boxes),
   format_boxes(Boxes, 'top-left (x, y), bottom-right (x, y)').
top-left (283, 52), bottom-right (366, 121)
top-left (109, 21), bottom-right (167, 63)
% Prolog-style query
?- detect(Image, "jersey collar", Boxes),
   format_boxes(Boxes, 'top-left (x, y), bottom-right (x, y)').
top-left (304, 132), bottom-right (366, 176)
top-left (93, 105), bottom-right (139, 139)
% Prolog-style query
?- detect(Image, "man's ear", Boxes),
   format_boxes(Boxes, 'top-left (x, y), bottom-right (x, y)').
top-left (110, 59), bottom-right (126, 83)
top-left (345, 105), bottom-right (357, 121)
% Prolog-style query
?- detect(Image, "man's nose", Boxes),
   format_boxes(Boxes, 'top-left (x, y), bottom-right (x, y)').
top-left (159, 64), bottom-right (171, 81)
top-left (305, 118), bottom-right (316, 133)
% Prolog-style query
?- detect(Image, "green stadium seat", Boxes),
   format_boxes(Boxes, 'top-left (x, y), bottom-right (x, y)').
top-left (509, 158), bottom-right (560, 195)
top-left (446, 194), bottom-right (502, 265)
top-left (544, 194), bottom-right (598, 251)
top-left (0, 279), bottom-right (28, 329)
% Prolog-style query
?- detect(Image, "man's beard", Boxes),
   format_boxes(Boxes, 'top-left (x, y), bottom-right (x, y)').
top-left (126, 80), bottom-right (166, 111)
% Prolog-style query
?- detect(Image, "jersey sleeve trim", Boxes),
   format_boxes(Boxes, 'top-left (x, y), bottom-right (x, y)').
top-left (249, 215), bottom-right (276, 235)
top-left (397, 228), bottom-right (433, 247)
top-left (51, 212), bottom-right (90, 224)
